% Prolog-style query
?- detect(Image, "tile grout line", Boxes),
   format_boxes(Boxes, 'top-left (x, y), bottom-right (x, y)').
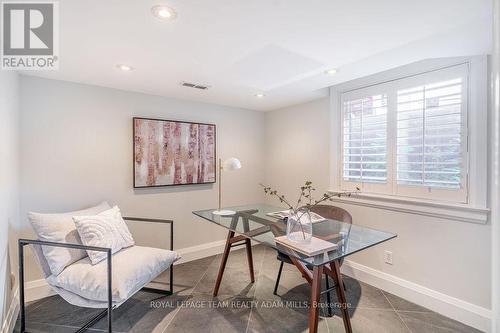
top-left (322, 272), bottom-right (331, 333)
top-left (242, 246), bottom-right (331, 332)
top-left (381, 290), bottom-right (413, 333)
top-left (324, 282), bottom-right (331, 333)
top-left (245, 246), bottom-right (268, 333)
top-left (158, 299), bottom-right (182, 332)
top-left (19, 320), bottom-right (121, 333)
top-left (161, 256), bottom-right (217, 333)
top-left (395, 309), bottom-right (434, 314)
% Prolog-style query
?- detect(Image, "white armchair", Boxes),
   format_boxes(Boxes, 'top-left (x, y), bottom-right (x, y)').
top-left (19, 216), bottom-right (178, 333)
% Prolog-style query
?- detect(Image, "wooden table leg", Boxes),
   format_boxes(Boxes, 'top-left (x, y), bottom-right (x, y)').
top-left (330, 260), bottom-right (353, 333)
top-left (213, 230), bottom-right (234, 296)
top-left (309, 265), bottom-right (323, 333)
top-left (245, 238), bottom-right (255, 283)
top-left (213, 230), bottom-right (256, 296)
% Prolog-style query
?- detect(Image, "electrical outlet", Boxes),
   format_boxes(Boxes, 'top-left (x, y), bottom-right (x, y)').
top-left (384, 251), bottom-right (393, 265)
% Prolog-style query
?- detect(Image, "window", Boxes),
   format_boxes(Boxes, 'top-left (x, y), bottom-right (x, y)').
top-left (396, 79), bottom-right (464, 190)
top-left (340, 64), bottom-right (468, 203)
top-left (343, 94), bottom-right (388, 184)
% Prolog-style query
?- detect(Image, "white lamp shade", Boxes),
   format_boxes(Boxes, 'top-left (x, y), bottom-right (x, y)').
top-left (223, 157), bottom-right (242, 171)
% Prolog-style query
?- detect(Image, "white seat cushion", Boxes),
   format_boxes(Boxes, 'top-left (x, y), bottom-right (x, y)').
top-left (47, 246), bottom-right (180, 303)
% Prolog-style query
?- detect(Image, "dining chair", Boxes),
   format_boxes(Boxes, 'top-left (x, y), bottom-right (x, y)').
top-left (273, 205), bottom-right (353, 317)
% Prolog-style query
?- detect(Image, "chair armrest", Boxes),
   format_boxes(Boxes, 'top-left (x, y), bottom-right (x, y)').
top-left (122, 217), bottom-right (172, 224)
top-left (122, 217), bottom-right (174, 251)
top-left (18, 238), bottom-right (114, 332)
top-left (19, 238), bottom-right (111, 253)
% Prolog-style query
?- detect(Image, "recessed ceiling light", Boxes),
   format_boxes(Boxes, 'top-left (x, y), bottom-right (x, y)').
top-left (151, 5), bottom-right (177, 20)
top-left (325, 68), bottom-right (338, 75)
top-left (255, 93), bottom-right (265, 98)
top-left (116, 64), bottom-right (134, 71)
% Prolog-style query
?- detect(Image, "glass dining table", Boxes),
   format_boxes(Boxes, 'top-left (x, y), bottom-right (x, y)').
top-left (193, 204), bottom-right (396, 333)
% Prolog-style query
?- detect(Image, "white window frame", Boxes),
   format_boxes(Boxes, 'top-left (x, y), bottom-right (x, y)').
top-left (340, 84), bottom-right (394, 195)
top-left (392, 65), bottom-right (468, 202)
top-left (330, 57), bottom-right (489, 223)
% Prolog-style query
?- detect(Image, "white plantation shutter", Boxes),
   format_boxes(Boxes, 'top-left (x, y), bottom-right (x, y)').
top-left (340, 63), bottom-right (468, 203)
top-left (343, 94), bottom-right (388, 184)
top-left (396, 78), bottom-right (464, 189)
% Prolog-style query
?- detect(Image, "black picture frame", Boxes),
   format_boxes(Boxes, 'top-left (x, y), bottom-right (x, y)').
top-left (133, 117), bottom-right (217, 188)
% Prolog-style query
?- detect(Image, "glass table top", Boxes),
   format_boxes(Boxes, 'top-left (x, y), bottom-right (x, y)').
top-left (193, 204), bottom-right (396, 266)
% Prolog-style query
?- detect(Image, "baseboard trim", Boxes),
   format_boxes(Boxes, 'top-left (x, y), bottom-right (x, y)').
top-left (174, 239), bottom-right (227, 265)
top-left (25, 278), bottom-right (56, 301)
top-left (1, 287), bottom-right (19, 333)
top-left (24, 241), bottom-right (490, 332)
top-left (342, 259), bottom-right (492, 332)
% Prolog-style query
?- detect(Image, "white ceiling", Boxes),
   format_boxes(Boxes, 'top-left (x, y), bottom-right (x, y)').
top-left (23, 0), bottom-right (493, 111)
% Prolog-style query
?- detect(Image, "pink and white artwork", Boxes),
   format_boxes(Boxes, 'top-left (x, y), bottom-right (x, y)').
top-left (133, 117), bottom-right (216, 187)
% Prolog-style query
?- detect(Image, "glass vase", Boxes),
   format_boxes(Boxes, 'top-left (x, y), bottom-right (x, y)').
top-left (286, 208), bottom-right (312, 244)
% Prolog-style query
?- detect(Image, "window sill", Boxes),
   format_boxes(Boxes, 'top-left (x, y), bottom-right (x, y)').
top-left (328, 191), bottom-right (489, 224)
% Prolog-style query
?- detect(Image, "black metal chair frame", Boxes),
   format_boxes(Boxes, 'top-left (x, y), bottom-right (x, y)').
top-left (273, 210), bottom-right (350, 317)
top-left (273, 254), bottom-right (339, 317)
top-left (19, 216), bottom-right (174, 333)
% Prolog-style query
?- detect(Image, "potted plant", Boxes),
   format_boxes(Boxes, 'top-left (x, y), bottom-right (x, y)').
top-left (261, 181), bottom-right (358, 244)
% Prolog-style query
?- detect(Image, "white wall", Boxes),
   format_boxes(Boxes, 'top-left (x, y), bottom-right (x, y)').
top-left (15, 70), bottom-right (493, 330)
top-left (0, 71), bottom-right (20, 332)
top-left (265, 97), bottom-right (492, 331)
top-left (264, 98), bottom-right (331, 195)
top-left (490, 1), bottom-right (500, 332)
top-left (19, 76), bottom-right (266, 281)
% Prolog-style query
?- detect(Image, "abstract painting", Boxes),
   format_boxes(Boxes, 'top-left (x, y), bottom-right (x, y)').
top-left (133, 117), bottom-right (216, 187)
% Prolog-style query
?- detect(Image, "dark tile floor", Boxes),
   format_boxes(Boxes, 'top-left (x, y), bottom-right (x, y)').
top-left (15, 245), bottom-right (481, 333)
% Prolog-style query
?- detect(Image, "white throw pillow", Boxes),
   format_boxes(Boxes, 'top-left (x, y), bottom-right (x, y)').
top-left (73, 206), bottom-right (135, 265)
top-left (29, 201), bottom-right (111, 276)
